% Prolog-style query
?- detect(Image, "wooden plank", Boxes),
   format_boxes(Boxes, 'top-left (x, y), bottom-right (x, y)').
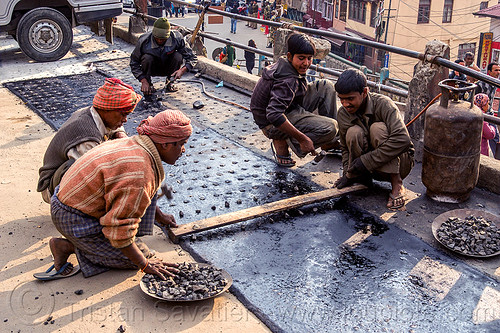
top-left (104, 18), bottom-right (114, 44)
top-left (167, 184), bottom-right (367, 243)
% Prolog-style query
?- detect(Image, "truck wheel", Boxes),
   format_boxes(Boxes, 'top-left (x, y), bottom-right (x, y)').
top-left (212, 47), bottom-right (223, 61)
top-left (16, 7), bottom-right (73, 62)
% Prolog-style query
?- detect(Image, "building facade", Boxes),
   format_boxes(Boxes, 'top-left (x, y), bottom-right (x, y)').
top-left (301, 0), bottom-right (494, 81)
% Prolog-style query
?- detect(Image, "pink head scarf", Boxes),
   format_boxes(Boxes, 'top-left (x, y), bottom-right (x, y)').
top-left (137, 109), bottom-right (193, 143)
top-left (474, 93), bottom-right (489, 112)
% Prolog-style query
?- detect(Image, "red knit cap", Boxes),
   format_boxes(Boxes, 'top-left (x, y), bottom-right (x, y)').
top-left (137, 109), bottom-right (193, 144)
top-left (93, 78), bottom-right (142, 112)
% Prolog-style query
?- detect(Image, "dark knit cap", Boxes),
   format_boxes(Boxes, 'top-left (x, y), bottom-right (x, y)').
top-left (152, 18), bottom-right (171, 39)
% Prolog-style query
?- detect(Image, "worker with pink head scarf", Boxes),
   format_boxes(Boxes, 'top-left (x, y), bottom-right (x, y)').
top-left (474, 93), bottom-right (497, 156)
top-left (34, 110), bottom-right (192, 281)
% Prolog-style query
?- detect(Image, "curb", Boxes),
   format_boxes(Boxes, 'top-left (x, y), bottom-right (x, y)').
top-left (112, 23), bottom-right (500, 195)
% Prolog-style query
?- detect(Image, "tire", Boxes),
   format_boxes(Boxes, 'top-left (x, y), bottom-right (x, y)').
top-left (16, 7), bottom-right (73, 62)
top-left (212, 47), bottom-right (223, 61)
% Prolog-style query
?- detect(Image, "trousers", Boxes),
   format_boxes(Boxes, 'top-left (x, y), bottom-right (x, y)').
top-left (140, 51), bottom-right (183, 83)
top-left (345, 122), bottom-right (414, 179)
top-left (262, 79), bottom-right (338, 158)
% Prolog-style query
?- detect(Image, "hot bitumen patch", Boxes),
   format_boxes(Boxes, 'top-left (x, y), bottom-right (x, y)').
top-left (5, 68), bottom-right (500, 333)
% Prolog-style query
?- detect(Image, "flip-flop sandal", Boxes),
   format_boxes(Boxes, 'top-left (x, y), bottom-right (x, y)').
top-left (165, 82), bottom-right (178, 93)
top-left (387, 192), bottom-right (406, 210)
top-left (271, 142), bottom-right (296, 167)
top-left (33, 262), bottom-right (80, 281)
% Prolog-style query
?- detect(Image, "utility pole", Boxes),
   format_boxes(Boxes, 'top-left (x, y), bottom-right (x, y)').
top-left (383, 0), bottom-right (394, 70)
top-left (384, 0), bottom-right (392, 46)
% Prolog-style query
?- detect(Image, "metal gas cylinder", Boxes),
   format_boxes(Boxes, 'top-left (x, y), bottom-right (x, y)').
top-left (422, 79), bottom-right (483, 203)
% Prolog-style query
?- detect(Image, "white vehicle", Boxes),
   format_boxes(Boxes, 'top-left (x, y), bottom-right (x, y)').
top-left (122, 0), bottom-right (134, 8)
top-left (0, 0), bottom-right (123, 62)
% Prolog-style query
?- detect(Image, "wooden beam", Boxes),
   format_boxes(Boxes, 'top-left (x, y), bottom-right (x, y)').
top-left (167, 184), bottom-right (367, 243)
top-left (104, 18), bottom-right (114, 44)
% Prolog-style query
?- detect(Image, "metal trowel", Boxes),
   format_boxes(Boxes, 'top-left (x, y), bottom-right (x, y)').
top-left (158, 182), bottom-right (173, 200)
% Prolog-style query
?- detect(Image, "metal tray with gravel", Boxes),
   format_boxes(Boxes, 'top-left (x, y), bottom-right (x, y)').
top-left (140, 262), bottom-right (232, 301)
top-left (432, 209), bottom-right (500, 258)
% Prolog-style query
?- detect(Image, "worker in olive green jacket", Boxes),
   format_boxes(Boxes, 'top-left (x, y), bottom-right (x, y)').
top-left (333, 69), bottom-right (414, 210)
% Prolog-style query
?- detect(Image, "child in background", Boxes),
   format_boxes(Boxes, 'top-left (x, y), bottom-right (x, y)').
top-left (474, 93), bottom-right (496, 156)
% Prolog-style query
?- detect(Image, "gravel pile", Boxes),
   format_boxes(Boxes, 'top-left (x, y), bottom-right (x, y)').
top-left (437, 215), bottom-right (500, 256)
top-left (142, 263), bottom-right (229, 300)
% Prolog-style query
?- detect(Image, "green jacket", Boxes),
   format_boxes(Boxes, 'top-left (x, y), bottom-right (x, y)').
top-left (223, 45), bottom-right (236, 67)
top-left (337, 92), bottom-right (414, 172)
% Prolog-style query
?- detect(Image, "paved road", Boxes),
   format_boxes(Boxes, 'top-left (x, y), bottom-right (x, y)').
top-left (118, 11), bottom-right (270, 67)
top-left (1, 18), bottom-right (499, 333)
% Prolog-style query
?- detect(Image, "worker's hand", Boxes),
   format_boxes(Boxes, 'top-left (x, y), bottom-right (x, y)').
top-left (143, 259), bottom-right (179, 280)
top-left (298, 136), bottom-right (317, 156)
top-left (172, 67), bottom-right (187, 81)
top-left (334, 175), bottom-right (355, 189)
top-left (141, 79), bottom-right (152, 95)
top-left (347, 157), bottom-right (369, 175)
top-left (156, 208), bottom-right (178, 228)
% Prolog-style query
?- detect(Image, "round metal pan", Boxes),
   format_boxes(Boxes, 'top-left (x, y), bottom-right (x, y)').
top-left (432, 209), bottom-right (500, 258)
top-left (140, 262), bottom-right (233, 302)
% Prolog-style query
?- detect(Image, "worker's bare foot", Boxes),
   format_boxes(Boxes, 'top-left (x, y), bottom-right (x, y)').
top-left (387, 186), bottom-right (406, 209)
top-left (49, 238), bottom-right (75, 275)
top-left (387, 173), bottom-right (406, 210)
top-left (271, 140), bottom-right (295, 167)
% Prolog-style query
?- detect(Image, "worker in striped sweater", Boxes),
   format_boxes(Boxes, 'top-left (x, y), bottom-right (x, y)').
top-left (34, 109), bottom-right (192, 280)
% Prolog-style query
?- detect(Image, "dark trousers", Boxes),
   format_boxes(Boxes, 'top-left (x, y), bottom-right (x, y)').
top-left (140, 51), bottom-right (183, 84)
top-left (246, 61), bottom-right (254, 74)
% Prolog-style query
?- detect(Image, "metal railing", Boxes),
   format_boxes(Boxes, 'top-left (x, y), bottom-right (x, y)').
top-left (167, 0), bottom-right (500, 90)
top-left (125, 1), bottom-right (500, 125)
top-left (123, 6), bottom-right (409, 98)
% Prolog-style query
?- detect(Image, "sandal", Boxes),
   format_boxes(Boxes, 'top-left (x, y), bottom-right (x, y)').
top-left (165, 82), bottom-right (178, 93)
top-left (33, 262), bottom-right (81, 281)
top-left (387, 190), bottom-right (406, 210)
top-left (271, 142), bottom-right (296, 167)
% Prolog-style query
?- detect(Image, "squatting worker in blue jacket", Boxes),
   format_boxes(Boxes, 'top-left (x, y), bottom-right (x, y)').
top-left (250, 32), bottom-right (338, 167)
top-left (130, 17), bottom-right (197, 96)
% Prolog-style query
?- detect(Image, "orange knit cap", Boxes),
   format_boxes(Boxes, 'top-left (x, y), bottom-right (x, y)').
top-left (93, 78), bottom-right (142, 112)
top-left (137, 109), bottom-right (193, 144)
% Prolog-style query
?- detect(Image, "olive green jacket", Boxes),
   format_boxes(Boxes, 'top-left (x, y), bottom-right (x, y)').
top-left (337, 92), bottom-right (414, 172)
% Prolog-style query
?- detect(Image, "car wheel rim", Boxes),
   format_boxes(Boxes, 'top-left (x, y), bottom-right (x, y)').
top-left (29, 19), bottom-right (63, 54)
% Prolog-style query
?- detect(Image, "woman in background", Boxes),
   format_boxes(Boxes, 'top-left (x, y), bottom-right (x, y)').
top-left (245, 39), bottom-right (256, 74)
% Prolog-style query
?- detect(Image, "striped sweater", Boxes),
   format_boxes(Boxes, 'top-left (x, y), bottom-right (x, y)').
top-left (57, 135), bottom-right (165, 248)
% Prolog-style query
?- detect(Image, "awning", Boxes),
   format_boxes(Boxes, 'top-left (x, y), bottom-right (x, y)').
top-left (473, 4), bottom-right (500, 19)
top-left (345, 27), bottom-right (375, 41)
top-left (319, 27), bottom-right (346, 47)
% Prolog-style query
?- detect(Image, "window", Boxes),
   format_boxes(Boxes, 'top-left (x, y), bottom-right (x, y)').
top-left (340, 0), bottom-right (347, 22)
top-left (349, 0), bottom-right (366, 23)
top-left (458, 43), bottom-right (476, 60)
top-left (480, 2), bottom-right (488, 10)
top-left (335, 1), bottom-right (339, 19)
top-left (370, 2), bottom-right (379, 27)
top-left (312, 0), bottom-right (321, 11)
top-left (323, 1), bottom-right (334, 20)
top-left (418, 0), bottom-right (431, 23)
top-left (492, 49), bottom-right (500, 64)
top-left (442, 0), bottom-right (453, 23)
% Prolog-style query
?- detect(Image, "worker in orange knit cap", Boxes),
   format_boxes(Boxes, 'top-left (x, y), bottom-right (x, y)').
top-left (37, 78), bottom-right (141, 203)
